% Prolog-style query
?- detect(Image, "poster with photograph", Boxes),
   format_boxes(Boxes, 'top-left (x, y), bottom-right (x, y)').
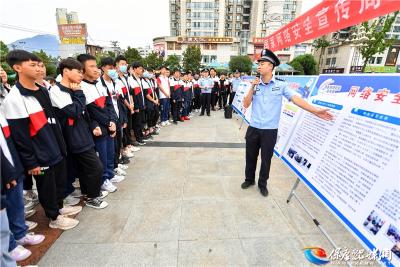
top-left (231, 76), bottom-right (255, 124)
top-left (281, 74), bottom-right (400, 267)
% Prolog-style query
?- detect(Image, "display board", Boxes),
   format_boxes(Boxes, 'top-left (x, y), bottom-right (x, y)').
top-left (281, 74), bottom-right (399, 267)
top-left (273, 76), bottom-right (319, 156)
top-left (231, 76), bottom-right (255, 124)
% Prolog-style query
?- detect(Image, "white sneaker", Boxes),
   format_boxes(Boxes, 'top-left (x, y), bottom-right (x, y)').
top-left (59, 205), bottom-right (82, 216)
top-left (124, 151), bottom-right (134, 158)
top-left (64, 194), bottom-right (80, 206)
top-left (98, 190), bottom-right (109, 199)
top-left (25, 220), bottom-right (37, 231)
top-left (114, 167), bottom-right (126, 176)
top-left (118, 164), bottom-right (129, 170)
top-left (17, 233), bottom-right (45, 246)
top-left (9, 245), bottom-right (31, 261)
top-left (110, 175), bottom-right (125, 183)
top-left (72, 179), bottom-right (80, 188)
top-left (101, 180), bottom-right (117, 193)
top-left (131, 146), bottom-right (140, 152)
top-left (167, 121), bottom-right (172, 125)
top-left (49, 215), bottom-right (79, 230)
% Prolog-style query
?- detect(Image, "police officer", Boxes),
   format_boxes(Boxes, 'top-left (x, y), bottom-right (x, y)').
top-left (241, 49), bottom-right (333, 197)
top-left (198, 68), bottom-right (213, 116)
top-left (229, 70), bottom-right (241, 105)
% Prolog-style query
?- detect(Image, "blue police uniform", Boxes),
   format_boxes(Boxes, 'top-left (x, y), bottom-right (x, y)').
top-left (243, 49), bottom-right (298, 196)
top-left (198, 74), bottom-right (214, 116)
top-left (229, 76), bottom-right (241, 105)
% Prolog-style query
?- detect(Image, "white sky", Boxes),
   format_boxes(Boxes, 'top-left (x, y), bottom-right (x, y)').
top-left (0, 0), bottom-right (320, 48)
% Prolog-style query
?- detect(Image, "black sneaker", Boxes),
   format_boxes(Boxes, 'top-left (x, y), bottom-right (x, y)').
top-left (241, 181), bottom-right (255, 189)
top-left (134, 140), bottom-right (146, 146)
top-left (259, 187), bottom-right (269, 197)
top-left (85, 198), bottom-right (108, 209)
top-left (207, 113), bottom-right (211, 116)
top-left (199, 113), bottom-right (204, 116)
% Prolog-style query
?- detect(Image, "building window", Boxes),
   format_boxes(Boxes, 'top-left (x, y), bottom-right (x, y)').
top-left (236, 15), bottom-right (241, 21)
top-left (210, 55), bottom-right (217, 62)
top-left (376, 57), bottom-right (383, 64)
top-left (175, 43), bottom-right (182, 50)
top-left (242, 24), bottom-right (249, 30)
top-left (167, 42), bottom-right (174, 50)
top-left (369, 57), bottom-right (375, 64)
top-left (326, 58), bottom-right (331, 66)
top-left (236, 7), bottom-right (242, 12)
top-left (236, 24), bottom-right (241, 30)
top-left (211, 44), bottom-right (217, 50)
top-left (203, 44), bottom-right (210, 50)
top-left (331, 57), bottom-right (336, 66)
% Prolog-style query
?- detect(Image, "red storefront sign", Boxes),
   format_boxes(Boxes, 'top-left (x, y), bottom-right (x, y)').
top-left (263, 0), bottom-right (400, 51)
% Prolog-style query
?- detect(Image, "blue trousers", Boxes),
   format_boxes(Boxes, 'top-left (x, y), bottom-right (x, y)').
top-left (160, 98), bottom-right (170, 122)
top-left (5, 177), bottom-right (28, 251)
top-left (94, 135), bottom-right (115, 183)
top-left (181, 100), bottom-right (191, 117)
top-left (1, 210), bottom-right (16, 267)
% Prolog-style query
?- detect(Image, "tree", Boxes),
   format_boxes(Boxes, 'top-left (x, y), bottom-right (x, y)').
top-left (229, 55), bottom-right (252, 73)
top-left (313, 36), bottom-right (330, 72)
top-left (289, 60), bottom-right (304, 75)
top-left (142, 52), bottom-right (164, 70)
top-left (182, 45), bottom-right (201, 72)
top-left (32, 49), bottom-right (57, 76)
top-left (358, 11), bottom-right (399, 72)
top-left (0, 40), bottom-right (13, 74)
top-left (289, 54), bottom-right (318, 75)
top-left (124, 46), bottom-right (142, 64)
top-left (165, 55), bottom-right (181, 71)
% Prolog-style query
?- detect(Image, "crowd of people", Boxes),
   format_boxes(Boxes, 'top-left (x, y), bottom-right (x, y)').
top-left (0, 49), bottom-right (244, 264)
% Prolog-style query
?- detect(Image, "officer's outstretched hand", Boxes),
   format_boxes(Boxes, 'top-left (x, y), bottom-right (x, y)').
top-left (314, 108), bottom-right (333, 121)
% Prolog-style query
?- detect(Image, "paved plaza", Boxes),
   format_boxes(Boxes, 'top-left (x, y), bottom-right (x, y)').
top-left (38, 112), bottom-right (370, 267)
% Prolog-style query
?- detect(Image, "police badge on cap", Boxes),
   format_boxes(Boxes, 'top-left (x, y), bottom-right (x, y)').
top-left (257, 49), bottom-right (280, 67)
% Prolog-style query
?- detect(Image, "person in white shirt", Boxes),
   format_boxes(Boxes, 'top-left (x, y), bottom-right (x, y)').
top-left (156, 66), bottom-right (171, 126)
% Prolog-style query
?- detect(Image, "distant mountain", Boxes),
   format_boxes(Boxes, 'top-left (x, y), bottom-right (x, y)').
top-left (8, 34), bottom-right (60, 57)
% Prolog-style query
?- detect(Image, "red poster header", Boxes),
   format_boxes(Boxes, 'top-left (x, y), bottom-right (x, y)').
top-left (263, 0), bottom-right (400, 51)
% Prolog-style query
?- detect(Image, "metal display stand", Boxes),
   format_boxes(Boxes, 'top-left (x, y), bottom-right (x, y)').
top-left (287, 178), bottom-right (352, 267)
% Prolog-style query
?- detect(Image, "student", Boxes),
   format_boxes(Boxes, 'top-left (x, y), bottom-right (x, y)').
top-left (128, 61), bottom-right (147, 145)
top-left (37, 59), bottom-right (51, 90)
top-left (49, 58), bottom-right (108, 209)
top-left (210, 68), bottom-right (219, 111)
top-left (192, 73), bottom-right (201, 112)
top-left (0, 110), bottom-right (45, 261)
top-left (156, 66), bottom-right (171, 126)
top-left (218, 73), bottom-right (229, 109)
top-left (99, 57), bottom-right (127, 180)
top-left (115, 55), bottom-right (137, 158)
top-left (78, 54), bottom-right (118, 193)
top-left (198, 69), bottom-right (213, 116)
top-left (169, 69), bottom-right (184, 124)
top-left (0, 66), bottom-right (12, 93)
top-left (3, 50), bottom-right (80, 230)
top-left (142, 69), bottom-right (160, 135)
top-left (181, 72), bottom-right (192, 120)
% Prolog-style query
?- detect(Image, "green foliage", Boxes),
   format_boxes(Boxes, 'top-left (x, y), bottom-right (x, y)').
top-left (289, 54), bottom-right (317, 75)
top-left (229, 55), bottom-right (252, 73)
top-left (289, 60), bottom-right (304, 75)
top-left (124, 46), bottom-right (142, 65)
top-left (359, 11), bottom-right (399, 72)
top-left (165, 55), bottom-right (181, 71)
top-left (142, 52), bottom-right (164, 70)
top-left (182, 45), bottom-right (202, 72)
top-left (0, 41), bottom-right (13, 75)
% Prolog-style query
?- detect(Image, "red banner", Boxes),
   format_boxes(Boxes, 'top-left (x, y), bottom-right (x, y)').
top-left (263, 0), bottom-right (400, 51)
